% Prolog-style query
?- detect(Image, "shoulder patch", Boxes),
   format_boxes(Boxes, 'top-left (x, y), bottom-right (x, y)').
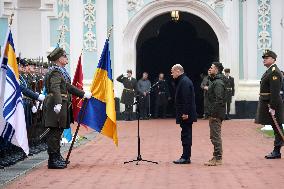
top-left (272, 67), bottom-right (275, 71)
top-left (272, 76), bottom-right (278, 80)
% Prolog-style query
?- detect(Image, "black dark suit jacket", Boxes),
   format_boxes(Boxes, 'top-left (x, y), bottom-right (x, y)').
top-left (174, 74), bottom-right (197, 124)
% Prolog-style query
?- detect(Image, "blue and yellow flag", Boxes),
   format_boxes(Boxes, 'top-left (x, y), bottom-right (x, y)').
top-left (79, 39), bottom-right (118, 146)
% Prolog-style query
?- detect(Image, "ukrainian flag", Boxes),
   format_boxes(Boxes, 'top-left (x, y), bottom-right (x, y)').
top-left (79, 39), bottom-right (118, 146)
top-left (0, 30), bottom-right (29, 155)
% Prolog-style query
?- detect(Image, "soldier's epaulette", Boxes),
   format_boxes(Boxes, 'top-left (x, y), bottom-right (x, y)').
top-left (272, 66), bottom-right (275, 71)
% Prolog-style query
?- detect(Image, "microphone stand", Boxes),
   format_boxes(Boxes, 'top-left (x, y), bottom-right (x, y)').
top-left (124, 93), bottom-right (158, 165)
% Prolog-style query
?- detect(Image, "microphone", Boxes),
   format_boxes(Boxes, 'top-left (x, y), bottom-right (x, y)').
top-left (152, 80), bottom-right (160, 88)
top-left (145, 80), bottom-right (160, 94)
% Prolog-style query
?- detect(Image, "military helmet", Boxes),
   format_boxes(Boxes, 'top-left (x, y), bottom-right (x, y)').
top-left (47, 47), bottom-right (66, 61)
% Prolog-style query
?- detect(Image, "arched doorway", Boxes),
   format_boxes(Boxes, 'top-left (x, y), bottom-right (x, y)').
top-left (120, 0), bottom-right (229, 114)
top-left (136, 12), bottom-right (219, 117)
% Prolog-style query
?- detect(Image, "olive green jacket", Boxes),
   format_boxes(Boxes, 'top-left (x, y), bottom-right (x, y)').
top-left (43, 69), bottom-right (85, 128)
top-left (207, 73), bottom-right (226, 120)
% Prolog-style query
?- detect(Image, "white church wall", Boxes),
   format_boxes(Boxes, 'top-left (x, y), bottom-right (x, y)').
top-left (271, 0), bottom-right (283, 70)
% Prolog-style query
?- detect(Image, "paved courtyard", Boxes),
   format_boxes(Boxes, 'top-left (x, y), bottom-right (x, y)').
top-left (2, 119), bottom-right (284, 189)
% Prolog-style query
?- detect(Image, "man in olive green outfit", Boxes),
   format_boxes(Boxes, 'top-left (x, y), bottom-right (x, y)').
top-left (204, 62), bottom-right (226, 166)
top-left (44, 48), bottom-right (92, 169)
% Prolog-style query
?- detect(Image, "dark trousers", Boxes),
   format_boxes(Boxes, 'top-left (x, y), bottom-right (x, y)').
top-left (124, 104), bottom-right (133, 120)
top-left (180, 122), bottom-right (192, 159)
top-left (154, 94), bottom-right (167, 118)
top-left (139, 95), bottom-right (150, 118)
top-left (271, 123), bottom-right (284, 147)
top-left (47, 128), bottom-right (64, 154)
top-left (209, 117), bottom-right (222, 159)
top-left (203, 93), bottom-right (209, 117)
top-left (226, 101), bottom-right (231, 115)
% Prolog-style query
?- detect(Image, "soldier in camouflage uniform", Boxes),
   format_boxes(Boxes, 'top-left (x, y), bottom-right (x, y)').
top-left (44, 47), bottom-right (92, 169)
top-left (204, 62), bottom-right (226, 166)
top-left (255, 50), bottom-right (284, 159)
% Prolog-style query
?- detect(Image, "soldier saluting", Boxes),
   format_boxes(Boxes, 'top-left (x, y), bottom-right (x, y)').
top-left (116, 70), bottom-right (137, 121)
top-left (255, 50), bottom-right (284, 159)
top-left (44, 47), bottom-right (92, 169)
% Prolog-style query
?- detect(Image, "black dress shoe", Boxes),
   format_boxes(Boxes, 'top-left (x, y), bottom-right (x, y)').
top-left (265, 151), bottom-right (281, 159)
top-left (173, 158), bottom-right (191, 164)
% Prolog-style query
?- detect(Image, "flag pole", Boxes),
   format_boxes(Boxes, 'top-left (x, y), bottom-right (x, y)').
top-left (8, 13), bottom-right (15, 27)
top-left (65, 98), bottom-right (89, 165)
top-left (107, 25), bottom-right (113, 39)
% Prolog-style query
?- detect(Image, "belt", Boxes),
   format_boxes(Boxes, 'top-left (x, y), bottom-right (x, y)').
top-left (48, 93), bottom-right (68, 98)
top-left (23, 96), bottom-right (33, 101)
top-left (259, 93), bottom-right (271, 96)
top-left (124, 88), bottom-right (134, 91)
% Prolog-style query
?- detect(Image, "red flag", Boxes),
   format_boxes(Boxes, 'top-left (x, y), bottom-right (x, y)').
top-left (72, 54), bottom-right (84, 122)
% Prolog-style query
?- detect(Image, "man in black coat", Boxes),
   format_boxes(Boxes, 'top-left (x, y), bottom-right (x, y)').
top-left (117, 70), bottom-right (137, 121)
top-left (204, 62), bottom-right (226, 166)
top-left (154, 73), bottom-right (170, 118)
top-left (171, 64), bottom-right (197, 164)
top-left (223, 68), bottom-right (235, 120)
top-left (255, 50), bottom-right (284, 159)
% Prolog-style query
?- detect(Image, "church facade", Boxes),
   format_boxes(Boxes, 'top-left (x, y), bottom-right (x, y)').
top-left (1, 0), bottom-right (284, 117)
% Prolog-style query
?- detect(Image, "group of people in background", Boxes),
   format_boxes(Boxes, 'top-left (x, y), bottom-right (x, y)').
top-left (117, 70), bottom-right (170, 121)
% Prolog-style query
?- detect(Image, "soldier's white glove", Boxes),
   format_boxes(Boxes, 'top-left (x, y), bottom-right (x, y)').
top-left (32, 106), bottom-right (37, 113)
top-left (35, 101), bottom-right (40, 109)
top-left (83, 91), bottom-right (92, 99)
top-left (54, 104), bottom-right (62, 114)
top-left (269, 108), bottom-right (275, 116)
top-left (40, 103), bottom-right (43, 110)
top-left (38, 94), bottom-right (45, 101)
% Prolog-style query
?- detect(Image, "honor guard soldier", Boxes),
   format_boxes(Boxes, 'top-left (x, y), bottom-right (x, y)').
top-left (44, 47), bottom-right (91, 169)
top-left (223, 68), bottom-right (235, 120)
top-left (18, 58), bottom-right (45, 154)
top-left (255, 50), bottom-right (284, 159)
top-left (117, 70), bottom-right (137, 121)
top-left (154, 73), bottom-right (170, 119)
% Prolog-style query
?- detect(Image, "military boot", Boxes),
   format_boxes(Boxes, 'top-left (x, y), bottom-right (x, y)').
top-left (204, 157), bottom-right (222, 166)
top-left (48, 153), bottom-right (66, 169)
top-left (265, 146), bottom-right (281, 159)
top-left (57, 152), bottom-right (70, 165)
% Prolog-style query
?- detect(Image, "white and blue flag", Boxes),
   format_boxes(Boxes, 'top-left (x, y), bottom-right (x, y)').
top-left (0, 29), bottom-right (29, 155)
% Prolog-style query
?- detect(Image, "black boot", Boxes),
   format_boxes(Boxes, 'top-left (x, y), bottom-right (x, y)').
top-left (265, 146), bottom-right (281, 159)
top-left (57, 152), bottom-right (70, 164)
top-left (48, 153), bottom-right (66, 169)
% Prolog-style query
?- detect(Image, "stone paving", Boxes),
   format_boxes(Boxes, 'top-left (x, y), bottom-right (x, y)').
top-left (1, 119), bottom-right (284, 189)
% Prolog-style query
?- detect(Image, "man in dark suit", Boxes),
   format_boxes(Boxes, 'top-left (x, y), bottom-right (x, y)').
top-left (116, 70), bottom-right (137, 121)
top-left (171, 64), bottom-right (197, 164)
top-left (255, 50), bottom-right (284, 159)
top-left (223, 68), bottom-right (235, 120)
top-left (154, 73), bottom-right (170, 119)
